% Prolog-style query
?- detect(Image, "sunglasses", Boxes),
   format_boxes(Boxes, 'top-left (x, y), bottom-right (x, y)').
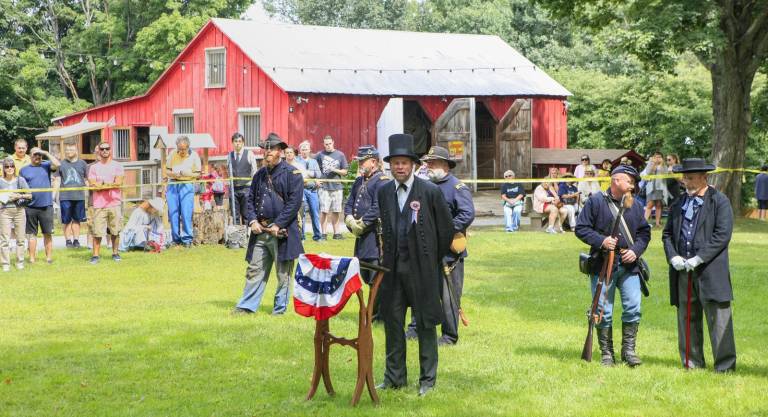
top-left (99, 147), bottom-right (111, 151)
top-left (581, 158), bottom-right (590, 161)
top-left (3, 165), bottom-right (15, 169)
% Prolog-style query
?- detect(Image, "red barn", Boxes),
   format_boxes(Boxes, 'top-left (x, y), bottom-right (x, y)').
top-left (38, 18), bottom-right (570, 198)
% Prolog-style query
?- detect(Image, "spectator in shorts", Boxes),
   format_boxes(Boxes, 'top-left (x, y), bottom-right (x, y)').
top-left (756, 164), bottom-right (768, 221)
top-left (315, 135), bottom-right (348, 240)
top-left (558, 173), bottom-right (580, 230)
top-left (87, 141), bottom-right (124, 264)
top-left (640, 151), bottom-right (668, 228)
top-left (533, 182), bottom-right (567, 234)
top-left (19, 147), bottom-right (60, 264)
top-left (57, 142), bottom-right (88, 248)
top-left (12, 138), bottom-right (31, 176)
top-left (166, 136), bottom-right (201, 247)
top-left (1, 158), bottom-right (32, 271)
top-left (500, 170), bottom-right (525, 232)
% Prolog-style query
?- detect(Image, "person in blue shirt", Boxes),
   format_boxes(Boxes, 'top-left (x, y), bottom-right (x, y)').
top-left (755, 164), bottom-right (768, 221)
top-left (558, 173), bottom-right (580, 230)
top-left (500, 170), bottom-right (525, 232)
top-left (19, 147), bottom-right (60, 264)
top-left (404, 145), bottom-right (475, 346)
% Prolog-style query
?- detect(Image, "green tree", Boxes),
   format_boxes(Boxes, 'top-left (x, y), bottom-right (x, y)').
top-left (534, 0), bottom-right (768, 211)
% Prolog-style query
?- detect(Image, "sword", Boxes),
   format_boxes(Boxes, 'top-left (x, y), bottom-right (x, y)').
top-left (442, 259), bottom-right (469, 327)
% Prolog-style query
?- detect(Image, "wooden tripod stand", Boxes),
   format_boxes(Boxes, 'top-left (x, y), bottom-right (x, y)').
top-left (305, 263), bottom-right (386, 406)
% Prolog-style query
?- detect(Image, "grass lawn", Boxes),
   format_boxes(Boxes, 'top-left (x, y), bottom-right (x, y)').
top-left (1, 220), bottom-right (767, 417)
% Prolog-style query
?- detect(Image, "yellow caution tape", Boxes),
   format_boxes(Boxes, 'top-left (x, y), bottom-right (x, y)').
top-left (0, 167), bottom-right (762, 194)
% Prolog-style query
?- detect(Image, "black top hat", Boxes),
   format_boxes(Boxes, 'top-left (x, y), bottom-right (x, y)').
top-left (421, 146), bottom-right (456, 169)
top-left (259, 132), bottom-right (288, 150)
top-left (672, 158), bottom-right (716, 173)
top-left (383, 134), bottom-right (420, 164)
top-left (355, 145), bottom-right (379, 161)
top-left (611, 164), bottom-right (641, 183)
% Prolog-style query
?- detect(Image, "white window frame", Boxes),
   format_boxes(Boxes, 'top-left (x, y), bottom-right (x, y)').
top-left (112, 128), bottom-right (131, 160)
top-left (238, 108), bottom-right (261, 147)
top-left (173, 110), bottom-right (194, 134)
top-left (205, 47), bottom-right (226, 88)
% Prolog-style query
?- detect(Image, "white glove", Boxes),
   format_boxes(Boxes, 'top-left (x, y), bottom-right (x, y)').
top-left (344, 215), bottom-right (356, 231)
top-left (684, 256), bottom-right (704, 272)
top-left (670, 256), bottom-right (686, 271)
top-left (350, 219), bottom-right (366, 237)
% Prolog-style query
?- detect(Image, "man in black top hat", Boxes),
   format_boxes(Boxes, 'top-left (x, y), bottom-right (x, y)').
top-left (403, 146), bottom-right (475, 346)
top-left (343, 145), bottom-right (390, 284)
top-left (234, 133), bottom-right (304, 315)
top-left (575, 164), bottom-right (651, 367)
top-left (375, 134), bottom-right (453, 396)
top-left (662, 158), bottom-right (736, 371)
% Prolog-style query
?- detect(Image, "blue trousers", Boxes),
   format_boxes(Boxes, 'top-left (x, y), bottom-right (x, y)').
top-left (166, 183), bottom-right (194, 245)
top-left (236, 234), bottom-right (294, 313)
top-left (303, 189), bottom-right (322, 240)
top-left (503, 204), bottom-right (523, 231)
top-left (590, 265), bottom-right (642, 328)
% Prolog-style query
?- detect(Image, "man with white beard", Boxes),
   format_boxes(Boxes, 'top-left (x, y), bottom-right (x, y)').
top-left (405, 146), bottom-right (475, 346)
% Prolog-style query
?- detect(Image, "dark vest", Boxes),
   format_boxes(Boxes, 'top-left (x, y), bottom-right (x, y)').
top-left (230, 150), bottom-right (252, 188)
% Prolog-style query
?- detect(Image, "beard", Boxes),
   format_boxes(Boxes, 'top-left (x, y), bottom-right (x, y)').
top-left (427, 168), bottom-right (447, 181)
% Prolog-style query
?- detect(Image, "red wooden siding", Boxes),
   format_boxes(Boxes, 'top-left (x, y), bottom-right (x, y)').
top-left (56, 24), bottom-right (290, 158)
top-left (287, 94), bottom-right (388, 156)
top-left (532, 98), bottom-right (567, 149)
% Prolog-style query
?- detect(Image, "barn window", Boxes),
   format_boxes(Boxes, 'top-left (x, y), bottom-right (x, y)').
top-left (113, 128), bottom-right (130, 159)
top-left (173, 110), bottom-right (194, 134)
top-left (238, 108), bottom-right (261, 147)
top-left (205, 47), bottom-right (226, 88)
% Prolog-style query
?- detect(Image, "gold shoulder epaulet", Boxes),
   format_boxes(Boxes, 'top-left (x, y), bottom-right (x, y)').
top-left (379, 175), bottom-right (390, 180)
top-left (292, 169), bottom-right (302, 175)
top-left (455, 182), bottom-right (467, 189)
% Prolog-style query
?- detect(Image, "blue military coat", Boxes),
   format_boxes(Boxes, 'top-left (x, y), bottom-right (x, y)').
top-left (244, 160), bottom-right (304, 262)
top-left (433, 174), bottom-right (475, 261)
top-left (575, 191), bottom-right (651, 275)
top-left (344, 170), bottom-right (390, 260)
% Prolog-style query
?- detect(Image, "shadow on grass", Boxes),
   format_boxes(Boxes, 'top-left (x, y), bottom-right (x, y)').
top-left (515, 344), bottom-right (768, 377)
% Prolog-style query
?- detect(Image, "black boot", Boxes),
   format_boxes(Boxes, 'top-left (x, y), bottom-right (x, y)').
top-left (597, 326), bottom-right (615, 366)
top-left (621, 322), bottom-right (642, 367)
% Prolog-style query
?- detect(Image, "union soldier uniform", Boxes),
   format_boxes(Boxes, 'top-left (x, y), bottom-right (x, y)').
top-left (376, 134), bottom-right (453, 395)
top-left (343, 146), bottom-right (390, 284)
top-left (662, 158), bottom-right (736, 371)
top-left (575, 165), bottom-right (651, 366)
top-left (406, 146), bottom-right (475, 346)
top-left (235, 133), bottom-right (304, 314)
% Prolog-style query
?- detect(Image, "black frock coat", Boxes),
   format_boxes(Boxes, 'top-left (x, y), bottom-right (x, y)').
top-left (376, 176), bottom-right (454, 328)
top-left (662, 186), bottom-right (734, 306)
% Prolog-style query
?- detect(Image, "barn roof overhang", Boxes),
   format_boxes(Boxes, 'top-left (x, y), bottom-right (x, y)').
top-left (36, 116), bottom-right (114, 140)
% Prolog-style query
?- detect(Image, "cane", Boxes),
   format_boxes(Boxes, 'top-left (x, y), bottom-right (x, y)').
top-left (685, 271), bottom-right (693, 369)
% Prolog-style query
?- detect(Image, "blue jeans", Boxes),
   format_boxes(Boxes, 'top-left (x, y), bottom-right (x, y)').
top-left (236, 234), bottom-right (294, 313)
top-left (303, 189), bottom-right (322, 240)
top-left (166, 183), bottom-right (194, 245)
top-left (590, 265), bottom-right (642, 328)
top-left (503, 203), bottom-right (523, 231)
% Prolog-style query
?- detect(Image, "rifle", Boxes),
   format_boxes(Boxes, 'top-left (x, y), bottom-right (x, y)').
top-left (581, 192), bottom-right (633, 362)
top-left (442, 259), bottom-right (469, 327)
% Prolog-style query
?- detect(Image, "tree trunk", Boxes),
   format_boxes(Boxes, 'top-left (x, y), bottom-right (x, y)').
top-left (709, 58), bottom-right (754, 213)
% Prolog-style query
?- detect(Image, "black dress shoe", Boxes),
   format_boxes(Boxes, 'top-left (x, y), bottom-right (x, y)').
top-left (375, 382), bottom-right (402, 391)
top-left (437, 337), bottom-right (456, 347)
top-left (418, 384), bottom-right (433, 396)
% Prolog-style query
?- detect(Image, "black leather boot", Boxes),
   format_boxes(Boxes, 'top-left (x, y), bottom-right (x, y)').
top-left (597, 326), bottom-right (615, 366)
top-left (621, 322), bottom-right (642, 367)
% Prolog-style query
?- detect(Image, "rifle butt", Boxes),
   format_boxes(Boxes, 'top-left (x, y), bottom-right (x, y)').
top-left (581, 320), bottom-right (594, 362)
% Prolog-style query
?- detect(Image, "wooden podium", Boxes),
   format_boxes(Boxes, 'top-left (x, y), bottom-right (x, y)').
top-left (305, 262), bottom-right (387, 406)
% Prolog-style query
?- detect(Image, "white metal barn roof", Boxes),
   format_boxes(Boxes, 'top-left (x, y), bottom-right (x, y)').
top-left (212, 18), bottom-right (572, 97)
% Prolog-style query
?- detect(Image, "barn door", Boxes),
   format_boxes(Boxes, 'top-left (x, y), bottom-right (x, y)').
top-left (497, 99), bottom-right (532, 181)
top-left (433, 98), bottom-right (476, 187)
